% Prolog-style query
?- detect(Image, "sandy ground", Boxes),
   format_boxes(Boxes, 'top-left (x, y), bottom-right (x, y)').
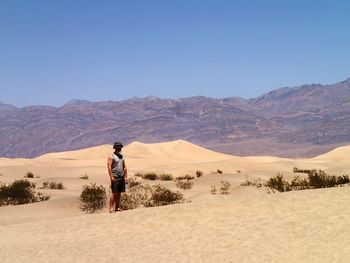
top-left (0, 140), bottom-right (350, 262)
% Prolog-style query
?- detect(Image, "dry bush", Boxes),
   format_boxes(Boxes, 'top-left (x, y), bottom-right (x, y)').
top-left (196, 170), bottom-right (203, 178)
top-left (159, 173), bottom-right (174, 181)
top-left (217, 169), bottom-right (223, 174)
top-left (148, 184), bottom-right (184, 207)
top-left (267, 170), bottom-right (350, 192)
top-left (80, 183), bottom-right (107, 213)
top-left (41, 181), bottom-right (64, 190)
top-left (79, 174), bottom-right (89, 180)
top-left (220, 181), bottom-right (231, 194)
top-left (134, 172), bottom-right (173, 181)
top-left (24, 171), bottom-right (34, 178)
top-left (120, 182), bottom-right (184, 210)
top-left (175, 179), bottom-right (193, 190)
top-left (176, 174), bottom-right (195, 180)
top-left (211, 185), bottom-right (217, 195)
top-left (240, 178), bottom-right (262, 188)
top-left (0, 180), bottom-right (50, 206)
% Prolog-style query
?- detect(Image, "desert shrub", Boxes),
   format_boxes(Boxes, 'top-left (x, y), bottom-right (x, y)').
top-left (220, 181), bottom-right (231, 194)
top-left (120, 182), bottom-right (184, 210)
top-left (266, 170), bottom-right (349, 192)
top-left (196, 170), bottom-right (203, 178)
top-left (25, 171), bottom-right (34, 178)
top-left (143, 172), bottom-right (157, 180)
top-left (291, 176), bottom-right (309, 190)
top-left (134, 172), bottom-right (143, 178)
top-left (211, 185), bottom-right (217, 195)
top-left (159, 173), bottom-right (173, 181)
top-left (79, 174), bottom-right (89, 180)
top-left (120, 183), bottom-right (152, 210)
top-left (240, 178), bottom-right (262, 188)
top-left (266, 173), bottom-right (291, 192)
top-left (49, 181), bottom-right (64, 189)
top-left (80, 183), bottom-right (107, 213)
top-left (41, 181), bottom-right (64, 190)
top-left (293, 167), bottom-right (313, 174)
top-left (217, 169), bottom-right (223, 174)
top-left (0, 180), bottom-right (50, 206)
top-left (128, 177), bottom-right (142, 188)
top-left (337, 175), bottom-right (350, 185)
top-left (134, 172), bottom-right (173, 181)
top-left (236, 170), bottom-right (241, 174)
top-left (307, 170), bottom-right (349, 188)
top-left (175, 179), bottom-right (193, 190)
top-left (148, 184), bottom-right (184, 207)
top-left (176, 174), bottom-right (195, 180)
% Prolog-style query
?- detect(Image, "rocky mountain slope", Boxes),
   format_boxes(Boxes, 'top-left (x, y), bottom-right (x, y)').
top-left (1, 77), bottom-right (350, 158)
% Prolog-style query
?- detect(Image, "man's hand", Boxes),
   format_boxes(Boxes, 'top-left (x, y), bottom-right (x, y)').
top-left (125, 176), bottom-right (128, 185)
top-left (110, 176), bottom-right (115, 183)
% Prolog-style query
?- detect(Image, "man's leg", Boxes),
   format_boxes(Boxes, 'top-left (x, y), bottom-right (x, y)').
top-left (109, 193), bottom-right (116, 212)
top-left (115, 192), bottom-right (121, 211)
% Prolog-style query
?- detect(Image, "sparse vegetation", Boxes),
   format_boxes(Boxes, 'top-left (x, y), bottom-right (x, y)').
top-left (159, 173), bottom-right (174, 181)
top-left (211, 185), bottom-right (217, 195)
top-left (134, 172), bottom-right (173, 181)
top-left (79, 174), bottom-right (89, 180)
top-left (80, 183), bottom-right (107, 213)
top-left (149, 184), bottom-right (184, 207)
top-left (240, 178), bottom-right (262, 188)
top-left (175, 179), bottom-right (193, 190)
top-left (217, 169), bottom-right (223, 174)
top-left (196, 170), bottom-right (203, 178)
top-left (220, 181), bottom-right (231, 194)
top-left (0, 179), bottom-right (50, 206)
top-left (176, 174), bottom-right (195, 180)
top-left (267, 170), bottom-right (350, 192)
top-left (120, 182), bottom-right (184, 210)
top-left (25, 171), bottom-right (34, 178)
top-left (40, 181), bottom-right (64, 190)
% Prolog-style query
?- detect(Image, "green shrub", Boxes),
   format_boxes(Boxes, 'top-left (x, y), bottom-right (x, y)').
top-left (0, 180), bottom-right (50, 206)
top-left (80, 183), bottom-right (107, 213)
top-left (196, 170), bottom-right (203, 178)
top-left (175, 179), bottom-right (193, 190)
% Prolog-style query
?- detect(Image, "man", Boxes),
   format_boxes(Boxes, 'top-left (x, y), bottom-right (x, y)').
top-left (107, 141), bottom-right (128, 213)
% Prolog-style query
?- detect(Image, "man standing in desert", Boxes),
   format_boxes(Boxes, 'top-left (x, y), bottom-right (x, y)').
top-left (107, 141), bottom-right (128, 213)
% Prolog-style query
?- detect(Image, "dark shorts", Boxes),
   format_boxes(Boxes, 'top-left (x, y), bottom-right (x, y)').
top-left (111, 177), bottom-right (126, 193)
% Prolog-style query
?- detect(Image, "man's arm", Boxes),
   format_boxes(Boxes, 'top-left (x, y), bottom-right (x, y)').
top-left (107, 156), bottom-right (114, 182)
top-left (123, 160), bottom-right (128, 184)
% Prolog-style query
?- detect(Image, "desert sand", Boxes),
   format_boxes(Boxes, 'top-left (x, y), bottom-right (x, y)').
top-left (0, 140), bottom-right (350, 262)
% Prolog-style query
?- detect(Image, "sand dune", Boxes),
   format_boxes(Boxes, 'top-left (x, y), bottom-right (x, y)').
top-left (1, 140), bottom-right (350, 262)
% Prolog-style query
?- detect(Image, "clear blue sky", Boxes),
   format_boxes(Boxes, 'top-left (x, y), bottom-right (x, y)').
top-left (1, 0), bottom-right (350, 107)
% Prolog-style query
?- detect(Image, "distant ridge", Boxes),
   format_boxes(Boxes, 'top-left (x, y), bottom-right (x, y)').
top-left (1, 77), bottom-right (350, 158)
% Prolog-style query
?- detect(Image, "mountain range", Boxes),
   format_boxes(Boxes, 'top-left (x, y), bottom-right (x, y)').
top-left (1, 77), bottom-right (350, 158)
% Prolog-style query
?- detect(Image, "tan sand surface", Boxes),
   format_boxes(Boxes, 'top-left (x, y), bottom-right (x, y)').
top-left (0, 140), bottom-right (350, 262)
